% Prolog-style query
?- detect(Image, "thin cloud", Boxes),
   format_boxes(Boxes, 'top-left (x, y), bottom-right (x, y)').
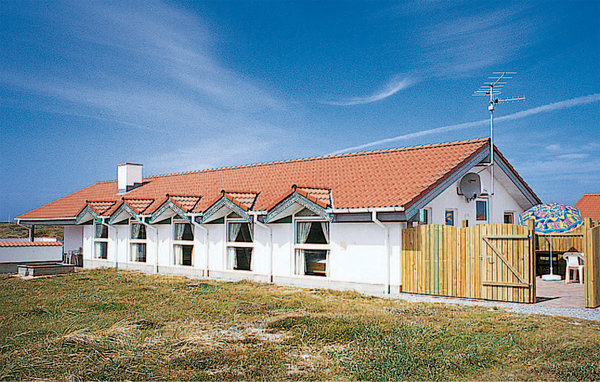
top-left (329, 93), bottom-right (600, 155)
top-left (0, 0), bottom-right (286, 133)
top-left (322, 76), bottom-right (416, 106)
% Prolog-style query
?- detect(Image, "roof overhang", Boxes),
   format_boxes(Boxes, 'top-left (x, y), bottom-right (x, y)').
top-left (148, 199), bottom-right (190, 224)
top-left (404, 144), bottom-right (541, 219)
top-left (108, 201), bottom-right (143, 224)
top-left (75, 205), bottom-right (103, 224)
top-left (265, 190), bottom-right (332, 223)
top-left (200, 195), bottom-right (251, 223)
top-left (16, 218), bottom-right (77, 226)
top-left (404, 146), bottom-right (490, 220)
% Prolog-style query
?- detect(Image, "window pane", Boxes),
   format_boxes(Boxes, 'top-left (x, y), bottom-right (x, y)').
top-left (504, 212), bottom-right (514, 224)
top-left (476, 201), bottom-right (487, 221)
top-left (131, 223), bottom-right (147, 239)
top-left (419, 209), bottom-right (429, 225)
top-left (174, 223), bottom-right (194, 241)
top-left (304, 249), bottom-right (327, 276)
top-left (238, 223), bottom-right (253, 242)
top-left (174, 244), bottom-right (193, 266)
top-left (94, 241), bottom-right (107, 259)
top-left (445, 210), bottom-right (455, 226)
top-left (304, 222), bottom-right (328, 244)
top-left (131, 243), bottom-right (146, 262)
top-left (233, 247), bottom-right (252, 271)
top-left (95, 224), bottom-right (108, 238)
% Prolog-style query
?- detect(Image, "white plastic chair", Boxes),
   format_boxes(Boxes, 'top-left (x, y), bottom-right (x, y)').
top-left (562, 252), bottom-right (585, 284)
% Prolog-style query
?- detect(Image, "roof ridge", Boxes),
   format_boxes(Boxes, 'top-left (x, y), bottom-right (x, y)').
top-left (144, 137), bottom-right (489, 180)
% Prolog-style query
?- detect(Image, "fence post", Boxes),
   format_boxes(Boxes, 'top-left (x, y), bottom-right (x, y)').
top-left (583, 218), bottom-right (595, 308)
top-left (527, 219), bottom-right (536, 303)
top-left (461, 220), bottom-right (468, 228)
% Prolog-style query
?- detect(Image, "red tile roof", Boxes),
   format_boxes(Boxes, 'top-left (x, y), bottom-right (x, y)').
top-left (223, 192), bottom-right (259, 211)
top-left (87, 201), bottom-right (117, 216)
top-left (574, 194), bottom-right (600, 221)
top-left (295, 187), bottom-right (331, 208)
top-left (18, 138), bottom-right (537, 220)
top-left (0, 241), bottom-right (62, 247)
top-left (168, 195), bottom-right (202, 213)
top-left (123, 198), bottom-right (155, 214)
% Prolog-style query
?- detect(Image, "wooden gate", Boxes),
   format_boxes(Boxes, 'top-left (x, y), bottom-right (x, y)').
top-left (402, 220), bottom-right (536, 303)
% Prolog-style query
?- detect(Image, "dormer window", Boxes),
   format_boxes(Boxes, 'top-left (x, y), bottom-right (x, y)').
top-left (173, 222), bottom-right (194, 266)
top-left (294, 218), bottom-right (330, 277)
top-left (94, 222), bottom-right (108, 259)
top-left (130, 222), bottom-right (147, 262)
top-left (226, 220), bottom-right (254, 271)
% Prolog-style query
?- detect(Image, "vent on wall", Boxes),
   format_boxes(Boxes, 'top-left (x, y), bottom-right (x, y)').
top-left (457, 173), bottom-right (481, 202)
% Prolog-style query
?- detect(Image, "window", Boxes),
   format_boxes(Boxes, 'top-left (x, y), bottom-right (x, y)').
top-left (418, 208), bottom-right (431, 225)
top-left (476, 200), bottom-right (487, 221)
top-left (445, 210), bottom-right (455, 226)
top-left (173, 222), bottom-right (194, 266)
top-left (130, 222), bottom-right (147, 262)
top-left (226, 221), bottom-right (253, 271)
top-left (504, 211), bottom-right (514, 224)
top-left (295, 220), bottom-right (330, 277)
top-left (94, 222), bottom-right (108, 259)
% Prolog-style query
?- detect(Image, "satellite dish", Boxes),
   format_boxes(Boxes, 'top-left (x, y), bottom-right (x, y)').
top-left (458, 173), bottom-right (481, 202)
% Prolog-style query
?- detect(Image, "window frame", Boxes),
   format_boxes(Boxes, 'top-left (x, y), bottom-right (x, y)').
top-left (129, 220), bottom-right (147, 263)
top-left (444, 209), bottom-right (456, 226)
top-left (293, 214), bottom-right (331, 277)
top-left (225, 216), bottom-right (254, 271)
top-left (93, 220), bottom-right (109, 260)
top-left (172, 220), bottom-right (194, 267)
top-left (476, 200), bottom-right (488, 222)
top-left (418, 208), bottom-right (432, 225)
top-left (503, 211), bottom-right (515, 224)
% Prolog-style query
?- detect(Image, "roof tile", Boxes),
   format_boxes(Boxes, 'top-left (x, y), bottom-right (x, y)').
top-left (574, 194), bottom-right (600, 221)
top-left (0, 241), bottom-right (62, 247)
top-left (18, 138), bottom-right (533, 219)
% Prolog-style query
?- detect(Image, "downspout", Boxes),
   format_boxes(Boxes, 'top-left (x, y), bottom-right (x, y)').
top-left (16, 221), bottom-right (34, 241)
top-left (104, 219), bottom-right (119, 269)
top-left (141, 218), bottom-right (159, 273)
top-left (190, 215), bottom-right (209, 278)
top-left (372, 211), bottom-right (391, 295)
top-left (254, 216), bottom-right (273, 283)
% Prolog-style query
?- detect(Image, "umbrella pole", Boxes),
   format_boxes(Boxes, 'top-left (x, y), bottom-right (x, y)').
top-left (542, 237), bottom-right (561, 281)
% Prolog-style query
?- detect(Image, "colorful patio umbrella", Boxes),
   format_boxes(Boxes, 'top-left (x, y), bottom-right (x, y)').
top-left (519, 203), bottom-right (583, 280)
top-left (519, 203), bottom-right (583, 234)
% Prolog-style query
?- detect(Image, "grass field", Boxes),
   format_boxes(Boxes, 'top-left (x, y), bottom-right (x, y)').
top-left (0, 222), bottom-right (64, 241)
top-left (0, 269), bottom-right (598, 381)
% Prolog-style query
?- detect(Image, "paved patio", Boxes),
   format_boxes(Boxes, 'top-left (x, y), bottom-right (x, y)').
top-left (535, 276), bottom-right (585, 308)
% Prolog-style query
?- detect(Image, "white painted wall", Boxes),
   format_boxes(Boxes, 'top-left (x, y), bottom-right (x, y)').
top-left (64, 225), bottom-right (83, 252)
top-left (422, 165), bottom-right (526, 226)
top-left (77, 164), bottom-right (532, 293)
top-left (0, 245), bottom-right (62, 263)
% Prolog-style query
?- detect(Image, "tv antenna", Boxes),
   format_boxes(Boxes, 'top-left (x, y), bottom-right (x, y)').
top-left (473, 72), bottom-right (525, 222)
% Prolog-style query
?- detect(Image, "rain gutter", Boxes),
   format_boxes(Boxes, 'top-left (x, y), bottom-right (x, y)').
top-left (372, 210), bottom-right (391, 295)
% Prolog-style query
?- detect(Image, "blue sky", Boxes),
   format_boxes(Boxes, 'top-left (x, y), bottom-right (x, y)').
top-left (1, 0), bottom-right (598, 220)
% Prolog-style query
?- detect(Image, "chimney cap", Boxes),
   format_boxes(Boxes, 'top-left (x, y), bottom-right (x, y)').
top-left (118, 163), bottom-right (143, 166)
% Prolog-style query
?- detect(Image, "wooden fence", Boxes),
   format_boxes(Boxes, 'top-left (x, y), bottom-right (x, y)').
top-left (584, 222), bottom-right (600, 308)
top-left (401, 221), bottom-right (536, 303)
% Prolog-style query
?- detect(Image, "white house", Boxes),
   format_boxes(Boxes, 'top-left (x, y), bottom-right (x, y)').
top-left (16, 138), bottom-right (540, 293)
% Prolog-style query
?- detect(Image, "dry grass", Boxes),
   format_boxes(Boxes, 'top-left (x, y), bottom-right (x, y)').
top-left (0, 269), bottom-right (598, 380)
top-left (0, 222), bottom-right (64, 241)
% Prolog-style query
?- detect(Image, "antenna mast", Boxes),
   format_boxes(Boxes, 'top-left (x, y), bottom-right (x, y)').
top-left (473, 72), bottom-right (524, 223)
